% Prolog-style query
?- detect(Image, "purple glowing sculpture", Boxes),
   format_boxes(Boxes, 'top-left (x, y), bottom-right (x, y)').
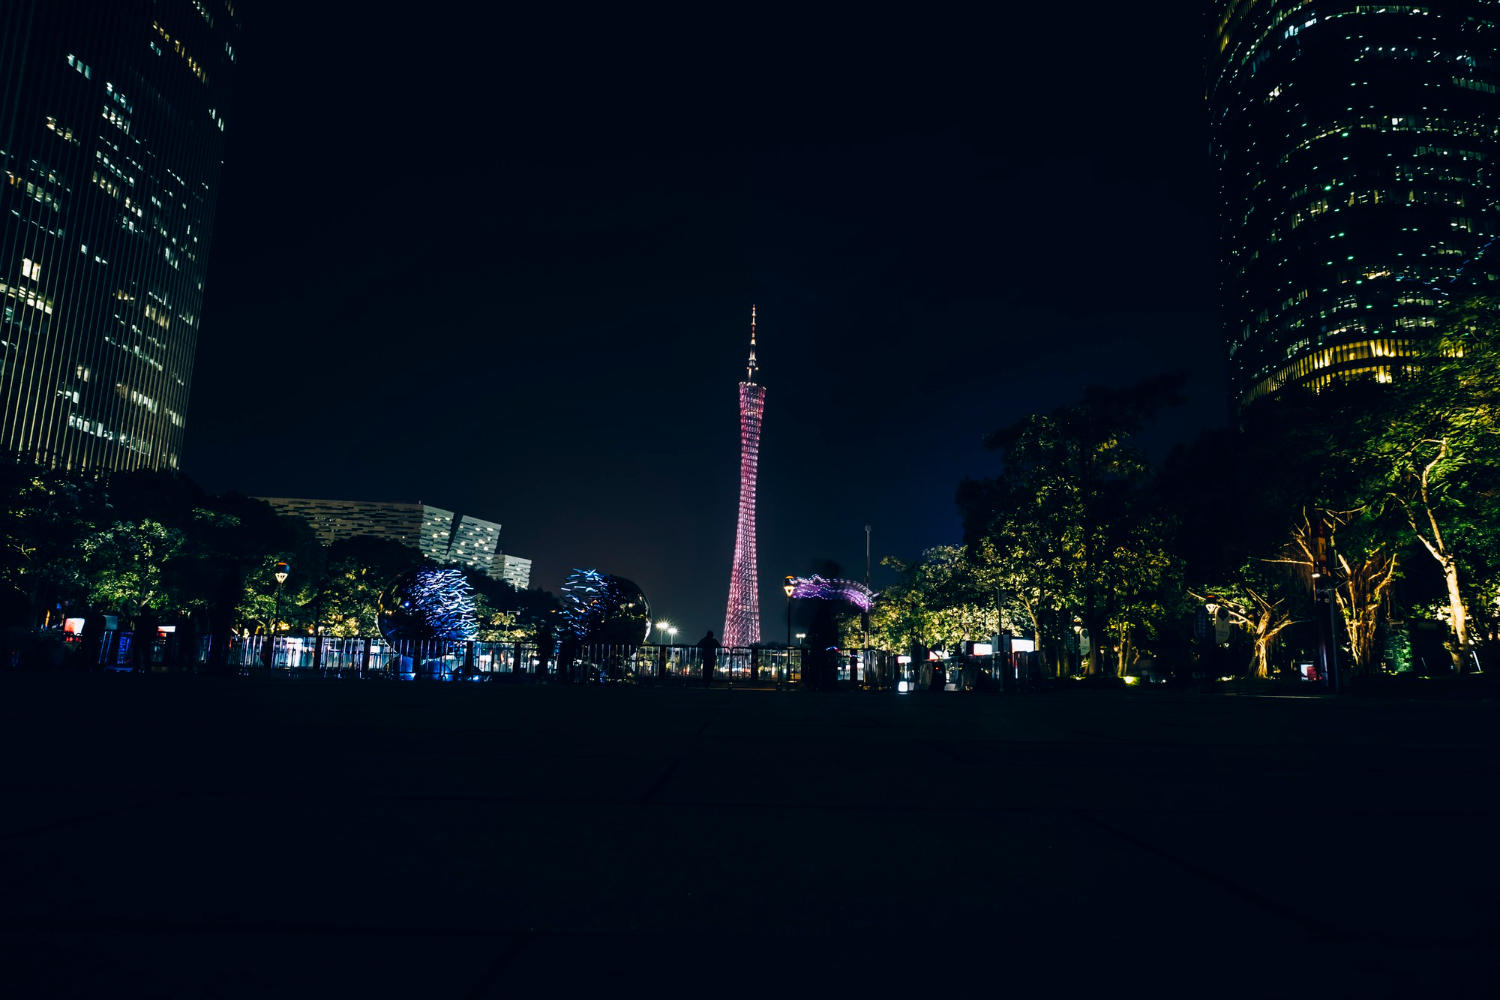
top-left (789, 575), bottom-right (876, 613)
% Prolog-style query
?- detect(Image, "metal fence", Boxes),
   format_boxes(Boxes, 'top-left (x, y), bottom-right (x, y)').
top-left (5, 626), bottom-right (1021, 691)
top-left (563, 644), bottom-right (803, 686)
top-left (220, 638), bottom-right (813, 686)
top-left (226, 636), bottom-right (553, 680)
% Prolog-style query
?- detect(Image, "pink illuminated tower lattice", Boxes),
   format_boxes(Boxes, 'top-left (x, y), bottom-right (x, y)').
top-left (722, 306), bottom-right (765, 647)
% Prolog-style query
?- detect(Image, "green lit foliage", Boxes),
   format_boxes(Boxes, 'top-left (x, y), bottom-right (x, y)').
top-left (865, 545), bottom-right (1009, 653)
top-left (464, 570), bottom-right (524, 642)
top-left (958, 373), bottom-right (1187, 675)
top-left (1362, 296), bottom-right (1500, 668)
top-left (80, 518), bottom-right (185, 615)
top-left (314, 535), bottom-right (424, 637)
top-left (0, 462), bottom-right (97, 626)
top-left (455, 566), bottom-right (560, 643)
top-left (954, 475), bottom-right (1067, 668)
top-left (1170, 385), bottom-right (1408, 676)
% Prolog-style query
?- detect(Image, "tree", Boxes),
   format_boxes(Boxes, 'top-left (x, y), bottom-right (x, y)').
top-left (1161, 419), bottom-right (1316, 679)
top-left (1230, 387), bottom-right (1411, 676)
top-left (866, 546), bottom-right (1013, 654)
top-left (955, 477), bottom-right (1068, 672)
top-left (0, 462), bottom-right (96, 626)
top-left (314, 535), bottom-right (424, 637)
top-left (1362, 297), bottom-right (1500, 669)
top-left (959, 372), bottom-right (1188, 675)
top-left (80, 518), bottom-right (186, 616)
top-left (462, 569), bottom-right (560, 643)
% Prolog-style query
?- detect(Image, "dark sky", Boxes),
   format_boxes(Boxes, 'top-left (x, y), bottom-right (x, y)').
top-left (187, 4), bottom-right (1225, 638)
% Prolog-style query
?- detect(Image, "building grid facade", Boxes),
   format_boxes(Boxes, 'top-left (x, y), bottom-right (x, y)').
top-left (259, 497), bottom-right (531, 589)
top-left (0, 0), bottom-right (238, 470)
top-left (1209, 0), bottom-right (1499, 404)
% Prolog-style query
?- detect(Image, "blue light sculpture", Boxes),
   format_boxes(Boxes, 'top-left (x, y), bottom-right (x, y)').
top-left (561, 568), bottom-right (651, 645)
top-left (378, 566), bottom-right (478, 642)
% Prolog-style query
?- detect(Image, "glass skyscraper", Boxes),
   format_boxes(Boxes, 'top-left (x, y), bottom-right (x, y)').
top-left (0, 1), bottom-right (238, 470)
top-left (1209, 2), bottom-right (1498, 405)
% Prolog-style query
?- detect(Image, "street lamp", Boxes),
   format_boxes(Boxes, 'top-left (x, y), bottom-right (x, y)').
top-left (656, 620), bottom-right (670, 646)
top-left (783, 577), bottom-right (795, 648)
top-left (667, 626), bottom-right (677, 644)
top-left (269, 561), bottom-right (289, 669)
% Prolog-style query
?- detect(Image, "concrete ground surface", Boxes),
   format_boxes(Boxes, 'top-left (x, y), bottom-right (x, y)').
top-left (1, 672), bottom-right (1494, 998)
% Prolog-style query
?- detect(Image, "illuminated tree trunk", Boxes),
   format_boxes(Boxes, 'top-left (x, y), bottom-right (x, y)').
top-left (1440, 557), bottom-right (1471, 671)
top-left (1280, 512), bottom-right (1398, 675)
top-left (1252, 608), bottom-right (1274, 679)
top-left (1395, 442), bottom-right (1473, 671)
top-left (1190, 587), bottom-right (1295, 680)
top-left (1018, 589), bottom-right (1047, 677)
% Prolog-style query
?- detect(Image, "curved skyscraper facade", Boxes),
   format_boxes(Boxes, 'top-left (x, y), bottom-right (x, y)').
top-left (0, 1), bottom-right (238, 470)
top-left (1209, 2), bottom-right (1499, 404)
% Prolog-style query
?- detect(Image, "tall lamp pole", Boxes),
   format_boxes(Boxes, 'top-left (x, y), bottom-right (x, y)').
top-left (864, 524), bottom-right (872, 684)
top-left (269, 561), bottom-right (289, 669)
top-left (783, 579), bottom-right (795, 688)
top-left (783, 578), bottom-right (794, 647)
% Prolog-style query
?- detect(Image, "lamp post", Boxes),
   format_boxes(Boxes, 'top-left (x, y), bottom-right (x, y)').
top-left (667, 626), bottom-right (677, 644)
top-left (656, 620), bottom-right (670, 646)
top-left (269, 561), bottom-right (289, 669)
top-left (783, 579), bottom-right (795, 648)
top-left (784, 579), bottom-right (796, 686)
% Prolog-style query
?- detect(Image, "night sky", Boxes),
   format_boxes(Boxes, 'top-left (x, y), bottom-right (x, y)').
top-left (187, 4), bottom-right (1225, 638)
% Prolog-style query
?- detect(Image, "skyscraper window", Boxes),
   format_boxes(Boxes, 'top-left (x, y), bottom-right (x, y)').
top-left (0, 1), bottom-right (238, 471)
top-left (1210, 1), bottom-right (1498, 405)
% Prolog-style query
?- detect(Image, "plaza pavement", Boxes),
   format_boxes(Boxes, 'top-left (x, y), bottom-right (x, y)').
top-left (1, 671), bottom-right (1494, 997)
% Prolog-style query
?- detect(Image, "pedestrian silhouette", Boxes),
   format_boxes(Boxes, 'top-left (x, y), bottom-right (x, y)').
top-left (697, 629), bottom-right (720, 687)
top-left (533, 621), bottom-right (555, 682)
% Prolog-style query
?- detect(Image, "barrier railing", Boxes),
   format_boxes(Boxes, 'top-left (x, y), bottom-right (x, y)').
top-left (558, 644), bottom-right (804, 686)
top-left (7, 626), bottom-right (998, 691)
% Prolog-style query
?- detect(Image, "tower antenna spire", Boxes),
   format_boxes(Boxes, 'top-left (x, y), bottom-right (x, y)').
top-left (746, 304), bottom-right (759, 383)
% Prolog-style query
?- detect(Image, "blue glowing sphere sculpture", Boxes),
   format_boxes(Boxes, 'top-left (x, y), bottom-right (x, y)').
top-left (377, 566), bottom-right (478, 642)
top-left (560, 568), bottom-right (651, 645)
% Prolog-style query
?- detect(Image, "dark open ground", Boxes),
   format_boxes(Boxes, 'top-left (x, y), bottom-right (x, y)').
top-left (2, 673), bottom-right (1494, 997)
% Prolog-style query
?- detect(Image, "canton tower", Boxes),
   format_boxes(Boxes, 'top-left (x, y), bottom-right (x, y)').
top-left (722, 306), bottom-right (765, 647)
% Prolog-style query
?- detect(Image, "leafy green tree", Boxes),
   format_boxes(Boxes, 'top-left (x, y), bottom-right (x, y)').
top-left (1360, 297), bottom-right (1500, 669)
top-left (160, 492), bottom-right (323, 640)
top-left (1168, 383), bottom-right (1416, 677)
top-left (464, 570), bottom-right (525, 642)
top-left (959, 372), bottom-right (1187, 675)
top-left (1161, 419), bottom-right (1316, 678)
top-left (80, 518), bottom-right (186, 616)
top-left (954, 476), bottom-right (1069, 671)
top-left (0, 462), bottom-right (97, 626)
top-left (866, 546), bottom-right (1011, 653)
top-left (312, 535), bottom-right (424, 636)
